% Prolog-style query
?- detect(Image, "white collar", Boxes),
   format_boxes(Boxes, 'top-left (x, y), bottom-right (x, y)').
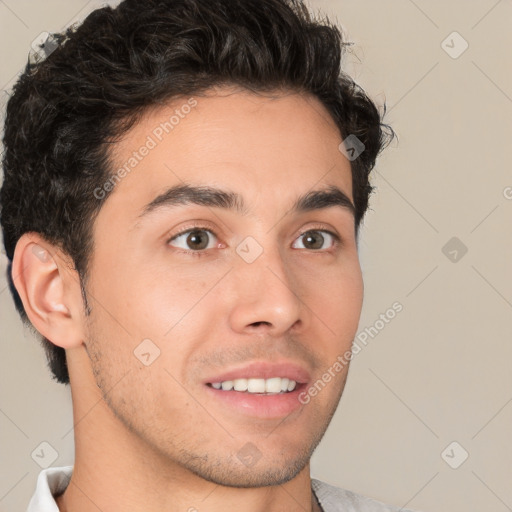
top-left (26, 466), bottom-right (73, 512)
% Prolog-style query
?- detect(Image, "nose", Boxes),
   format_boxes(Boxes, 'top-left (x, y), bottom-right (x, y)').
top-left (227, 241), bottom-right (304, 336)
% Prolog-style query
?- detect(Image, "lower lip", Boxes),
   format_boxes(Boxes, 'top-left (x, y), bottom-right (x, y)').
top-left (204, 383), bottom-right (308, 418)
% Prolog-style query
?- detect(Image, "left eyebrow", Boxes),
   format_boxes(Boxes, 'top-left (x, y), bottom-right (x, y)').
top-left (133, 183), bottom-right (355, 227)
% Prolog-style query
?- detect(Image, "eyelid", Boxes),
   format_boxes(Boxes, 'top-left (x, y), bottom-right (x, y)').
top-left (166, 220), bottom-right (218, 242)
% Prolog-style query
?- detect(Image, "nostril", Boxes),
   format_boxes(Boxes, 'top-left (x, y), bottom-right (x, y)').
top-left (251, 321), bottom-right (271, 327)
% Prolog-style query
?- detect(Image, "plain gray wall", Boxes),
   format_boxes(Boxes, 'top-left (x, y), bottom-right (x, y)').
top-left (1, 1), bottom-right (511, 511)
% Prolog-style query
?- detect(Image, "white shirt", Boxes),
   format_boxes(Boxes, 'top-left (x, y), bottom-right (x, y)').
top-left (27, 466), bottom-right (421, 511)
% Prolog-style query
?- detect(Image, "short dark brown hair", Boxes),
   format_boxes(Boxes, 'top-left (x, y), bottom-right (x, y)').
top-left (0, 0), bottom-right (394, 384)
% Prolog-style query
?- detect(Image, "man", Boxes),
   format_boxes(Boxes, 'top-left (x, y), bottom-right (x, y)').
top-left (0, 0), bottom-right (418, 510)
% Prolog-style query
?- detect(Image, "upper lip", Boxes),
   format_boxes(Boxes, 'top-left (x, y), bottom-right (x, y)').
top-left (203, 361), bottom-right (311, 385)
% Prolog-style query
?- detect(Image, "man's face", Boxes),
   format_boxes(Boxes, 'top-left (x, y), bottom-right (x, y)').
top-left (81, 87), bottom-right (364, 487)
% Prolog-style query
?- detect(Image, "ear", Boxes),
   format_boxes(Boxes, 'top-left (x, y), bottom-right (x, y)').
top-left (10, 232), bottom-right (86, 349)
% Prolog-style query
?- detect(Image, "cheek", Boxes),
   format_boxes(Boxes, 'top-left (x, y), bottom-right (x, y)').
top-left (92, 251), bottom-right (206, 329)
top-left (143, 270), bottom-right (209, 313)
top-left (304, 260), bottom-right (364, 333)
top-left (120, 267), bottom-right (217, 353)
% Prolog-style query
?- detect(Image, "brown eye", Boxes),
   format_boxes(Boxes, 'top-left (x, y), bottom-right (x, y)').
top-left (292, 230), bottom-right (339, 251)
top-left (168, 228), bottom-right (218, 252)
top-left (184, 230), bottom-right (209, 250)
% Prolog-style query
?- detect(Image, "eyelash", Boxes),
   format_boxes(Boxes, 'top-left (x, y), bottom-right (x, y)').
top-left (166, 223), bottom-right (342, 257)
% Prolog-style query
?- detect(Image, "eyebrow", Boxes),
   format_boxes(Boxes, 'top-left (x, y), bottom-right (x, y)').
top-left (135, 183), bottom-right (355, 225)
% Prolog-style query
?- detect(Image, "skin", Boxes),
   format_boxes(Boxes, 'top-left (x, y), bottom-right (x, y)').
top-left (13, 86), bottom-right (364, 512)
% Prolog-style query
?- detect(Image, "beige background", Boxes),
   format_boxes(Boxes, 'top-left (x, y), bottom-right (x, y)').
top-left (1, 1), bottom-right (511, 511)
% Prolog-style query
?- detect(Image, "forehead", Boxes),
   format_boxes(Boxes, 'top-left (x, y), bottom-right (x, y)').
top-left (99, 87), bottom-right (353, 226)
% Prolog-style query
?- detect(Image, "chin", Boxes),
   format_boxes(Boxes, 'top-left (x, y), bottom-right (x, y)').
top-left (178, 444), bottom-right (313, 488)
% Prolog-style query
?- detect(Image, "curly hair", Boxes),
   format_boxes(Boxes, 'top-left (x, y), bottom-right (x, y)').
top-left (0, 0), bottom-right (394, 385)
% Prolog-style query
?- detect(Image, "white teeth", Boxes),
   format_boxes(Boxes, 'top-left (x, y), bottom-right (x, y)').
top-left (233, 378), bottom-right (248, 391)
top-left (248, 379), bottom-right (266, 393)
top-left (221, 380), bottom-right (234, 391)
top-left (210, 377), bottom-right (298, 394)
top-left (265, 377), bottom-right (281, 393)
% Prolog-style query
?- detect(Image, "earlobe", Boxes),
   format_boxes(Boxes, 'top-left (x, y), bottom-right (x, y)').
top-left (11, 232), bottom-right (85, 349)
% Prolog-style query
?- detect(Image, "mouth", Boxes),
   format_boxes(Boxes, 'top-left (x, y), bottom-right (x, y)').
top-left (202, 362), bottom-right (311, 418)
